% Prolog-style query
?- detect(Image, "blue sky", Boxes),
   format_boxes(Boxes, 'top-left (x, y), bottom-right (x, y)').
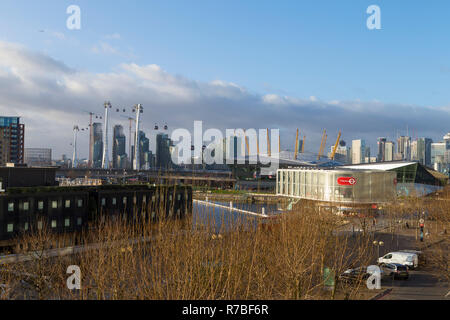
top-left (0, 0), bottom-right (449, 156)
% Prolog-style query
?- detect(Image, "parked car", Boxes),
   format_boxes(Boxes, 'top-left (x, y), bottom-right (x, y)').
top-left (380, 263), bottom-right (409, 280)
top-left (339, 265), bottom-right (384, 284)
top-left (377, 252), bottom-right (418, 269)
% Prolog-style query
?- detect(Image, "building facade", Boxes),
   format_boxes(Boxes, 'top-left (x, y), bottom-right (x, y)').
top-left (276, 168), bottom-right (396, 204)
top-left (0, 117), bottom-right (25, 166)
top-left (92, 123), bottom-right (103, 168)
top-left (112, 125), bottom-right (127, 169)
top-left (352, 139), bottom-right (365, 164)
top-left (24, 148), bottom-right (52, 167)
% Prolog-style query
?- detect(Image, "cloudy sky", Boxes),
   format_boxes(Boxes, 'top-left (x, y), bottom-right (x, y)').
top-left (0, 0), bottom-right (449, 159)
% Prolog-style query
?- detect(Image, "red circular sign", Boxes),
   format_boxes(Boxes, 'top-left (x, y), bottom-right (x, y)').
top-left (337, 177), bottom-right (357, 186)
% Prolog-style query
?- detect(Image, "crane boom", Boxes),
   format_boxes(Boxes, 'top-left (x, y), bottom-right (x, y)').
top-left (294, 129), bottom-right (299, 160)
top-left (331, 131), bottom-right (342, 160)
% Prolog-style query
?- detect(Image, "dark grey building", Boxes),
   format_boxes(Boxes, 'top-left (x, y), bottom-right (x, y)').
top-left (93, 123), bottom-right (103, 168)
top-left (156, 133), bottom-right (172, 169)
top-left (112, 125), bottom-right (127, 169)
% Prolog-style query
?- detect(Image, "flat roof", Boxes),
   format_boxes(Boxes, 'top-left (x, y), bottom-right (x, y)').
top-left (339, 161), bottom-right (417, 171)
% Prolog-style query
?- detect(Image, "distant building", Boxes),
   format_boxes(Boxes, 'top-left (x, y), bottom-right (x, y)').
top-left (92, 123), bottom-right (103, 168)
top-left (397, 136), bottom-right (411, 161)
top-left (431, 133), bottom-right (450, 175)
top-left (156, 133), bottom-right (173, 169)
top-left (138, 131), bottom-right (153, 170)
top-left (24, 148), bottom-right (52, 167)
top-left (352, 139), bottom-right (365, 164)
top-left (377, 137), bottom-right (387, 162)
top-left (112, 125), bottom-right (127, 169)
top-left (385, 141), bottom-right (395, 162)
top-left (416, 137), bottom-right (433, 167)
top-left (0, 117), bottom-right (25, 166)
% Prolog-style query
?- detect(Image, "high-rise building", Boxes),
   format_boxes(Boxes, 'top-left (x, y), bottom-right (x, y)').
top-left (416, 137), bottom-right (433, 167)
top-left (0, 117), bottom-right (25, 166)
top-left (112, 125), bottom-right (127, 169)
top-left (156, 133), bottom-right (173, 169)
top-left (352, 139), bottom-right (365, 164)
top-left (397, 136), bottom-right (411, 161)
top-left (385, 141), bottom-right (395, 162)
top-left (377, 137), bottom-right (387, 162)
top-left (431, 133), bottom-right (450, 175)
top-left (411, 140), bottom-right (418, 161)
top-left (92, 123), bottom-right (103, 168)
top-left (24, 148), bottom-right (52, 167)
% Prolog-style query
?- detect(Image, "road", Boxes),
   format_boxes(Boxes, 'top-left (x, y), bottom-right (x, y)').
top-left (380, 269), bottom-right (449, 300)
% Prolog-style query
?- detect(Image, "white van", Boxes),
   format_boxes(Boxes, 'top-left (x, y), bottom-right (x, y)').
top-left (377, 252), bottom-right (418, 269)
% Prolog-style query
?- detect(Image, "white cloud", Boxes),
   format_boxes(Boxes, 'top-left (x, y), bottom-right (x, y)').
top-left (0, 40), bottom-right (449, 158)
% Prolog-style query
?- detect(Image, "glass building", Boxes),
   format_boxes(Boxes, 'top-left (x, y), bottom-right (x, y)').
top-left (276, 168), bottom-right (397, 204)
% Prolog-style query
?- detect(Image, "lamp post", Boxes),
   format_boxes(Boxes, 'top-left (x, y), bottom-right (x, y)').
top-left (373, 240), bottom-right (384, 258)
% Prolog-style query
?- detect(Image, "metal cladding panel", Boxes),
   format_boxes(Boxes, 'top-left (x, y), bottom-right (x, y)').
top-left (277, 169), bottom-right (396, 204)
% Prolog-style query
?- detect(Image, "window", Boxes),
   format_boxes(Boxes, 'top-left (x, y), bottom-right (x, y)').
top-left (142, 195), bottom-right (146, 203)
top-left (7, 224), bottom-right (13, 233)
top-left (38, 201), bottom-right (44, 210)
top-left (23, 202), bottom-right (29, 211)
top-left (77, 199), bottom-right (83, 208)
top-left (177, 194), bottom-right (181, 201)
top-left (64, 218), bottom-right (70, 227)
top-left (112, 198), bottom-right (117, 206)
top-left (37, 221), bottom-right (43, 230)
top-left (77, 217), bottom-right (82, 226)
top-left (52, 201), bottom-right (58, 209)
top-left (123, 197), bottom-right (127, 205)
top-left (24, 222), bottom-right (29, 231)
top-left (8, 202), bottom-right (14, 212)
top-left (101, 198), bottom-right (106, 206)
top-left (51, 220), bottom-right (57, 228)
top-left (65, 200), bottom-right (71, 208)
top-left (152, 196), bottom-right (156, 202)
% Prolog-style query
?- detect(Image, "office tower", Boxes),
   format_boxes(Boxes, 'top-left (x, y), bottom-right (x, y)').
top-left (0, 117), bottom-right (25, 166)
top-left (112, 125), bottom-right (127, 169)
top-left (385, 141), bottom-right (395, 162)
top-left (411, 140), bottom-right (418, 161)
top-left (24, 148), bottom-right (52, 167)
top-left (92, 123), bottom-right (103, 168)
top-left (156, 133), bottom-right (173, 169)
top-left (329, 141), bottom-right (350, 164)
top-left (397, 136), bottom-right (411, 161)
top-left (352, 139), bottom-right (365, 164)
top-left (416, 138), bottom-right (432, 166)
top-left (377, 137), bottom-right (387, 162)
top-left (138, 131), bottom-right (152, 170)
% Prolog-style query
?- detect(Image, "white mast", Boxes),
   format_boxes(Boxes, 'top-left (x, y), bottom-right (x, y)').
top-left (133, 104), bottom-right (143, 171)
top-left (72, 125), bottom-right (79, 168)
top-left (102, 101), bottom-right (111, 169)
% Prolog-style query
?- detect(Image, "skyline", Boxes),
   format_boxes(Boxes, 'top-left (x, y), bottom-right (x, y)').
top-left (0, 1), bottom-right (449, 157)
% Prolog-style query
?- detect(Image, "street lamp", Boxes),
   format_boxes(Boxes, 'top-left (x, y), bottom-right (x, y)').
top-left (373, 240), bottom-right (384, 258)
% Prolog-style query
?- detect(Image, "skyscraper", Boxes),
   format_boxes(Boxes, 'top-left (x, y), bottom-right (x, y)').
top-left (92, 123), bottom-right (103, 168)
top-left (112, 125), bottom-right (127, 169)
top-left (377, 137), bottom-right (387, 162)
top-left (397, 136), bottom-right (411, 161)
top-left (416, 137), bottom-right (432, 166)
top-left (156, 133), bottom-right (173, 169)
top-left (385, 141), bottom-right (395, 162)
top-left (352, 139), bottom-right (366, 164)
top-left (0, 117), bottom-right (25, 166)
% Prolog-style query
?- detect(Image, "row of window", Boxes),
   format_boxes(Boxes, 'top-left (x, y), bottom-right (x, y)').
top-left (7, 199), bottom-right (84, 213)
top-left (100, 194), bottom-right (183, 207)
top-left (6, 217), bottom-right (83, 233)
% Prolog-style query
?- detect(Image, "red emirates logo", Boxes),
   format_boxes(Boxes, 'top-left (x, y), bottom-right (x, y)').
top-left (337, 177), bottom-right (357, 186)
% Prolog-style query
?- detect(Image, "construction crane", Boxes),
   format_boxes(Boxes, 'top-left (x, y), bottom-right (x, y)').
top-left (294, 129), bottom-right (299, 160)
top-left (330, 131), bottom-right (342, 160)
top-left (317, 130), bottom-right (327, 161)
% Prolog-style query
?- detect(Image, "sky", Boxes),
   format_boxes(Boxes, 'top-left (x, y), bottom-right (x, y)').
top-left (0, 0), bottom-right (449, 158)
